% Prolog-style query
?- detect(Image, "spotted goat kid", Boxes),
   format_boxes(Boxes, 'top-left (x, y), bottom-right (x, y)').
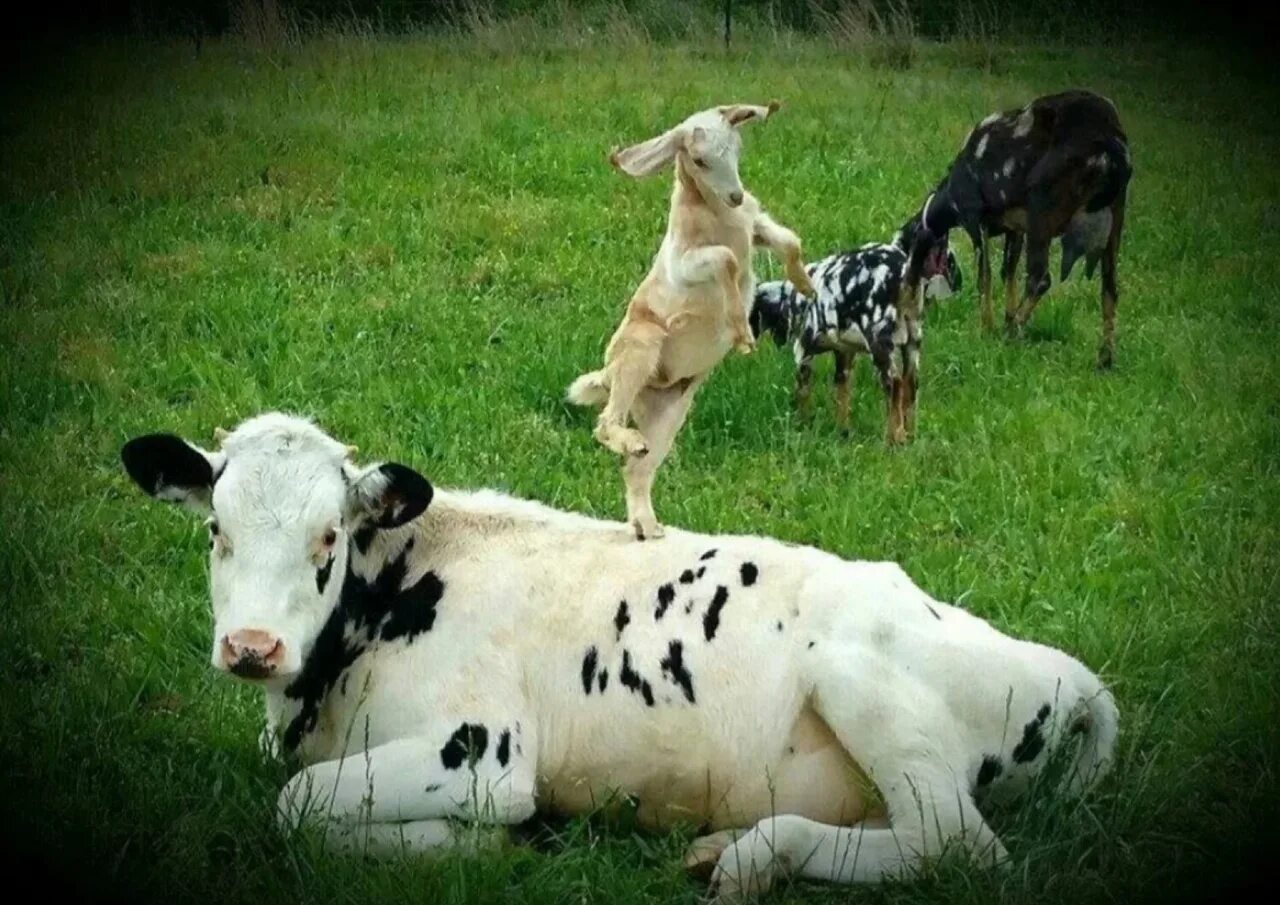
top-left (751, 223), bottom-right (960, 443)
top-left (121, 413), bottom-right (1117, 901)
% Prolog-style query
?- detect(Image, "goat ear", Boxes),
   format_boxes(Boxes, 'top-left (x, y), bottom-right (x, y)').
top-left (344, 461), bottom-right (434, 529)
top-left (121, 434), bottom-right (226, 513)
top-left (720, 101), bottom-right (780, 128)
top-left (609, 127), bottom-right (683, 178)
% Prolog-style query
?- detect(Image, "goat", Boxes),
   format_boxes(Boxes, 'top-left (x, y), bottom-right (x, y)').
top-left (910, 90), bottom-right (1131, 368)
top-left (751, 220), bottom-right (954, 443)
top-left (568, 103), bottom-right (816, 540)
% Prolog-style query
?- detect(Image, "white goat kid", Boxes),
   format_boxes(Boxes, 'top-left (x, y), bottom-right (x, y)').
top-left (121, 413), bottom-right (1118, 901)
top-left (568, 103), bottom-right (818, 541)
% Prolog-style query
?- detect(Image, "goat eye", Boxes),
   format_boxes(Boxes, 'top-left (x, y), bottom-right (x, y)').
top-left (322, 528), bottom-right (337, 547)
top-left (693, 157), bottom-right (709, 169)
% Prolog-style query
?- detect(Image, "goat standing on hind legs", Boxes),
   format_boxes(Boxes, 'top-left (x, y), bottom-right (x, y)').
top-left (568, 102), bottom-right (816, 541)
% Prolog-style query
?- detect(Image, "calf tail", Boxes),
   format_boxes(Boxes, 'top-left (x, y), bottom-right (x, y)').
top-left (566, 369), bottom-right (609, 407)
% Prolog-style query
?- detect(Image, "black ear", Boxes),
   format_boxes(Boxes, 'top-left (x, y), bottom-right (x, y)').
top-left (350, 462), bottom-right (434, 529)
top-left (121, 434), bottom-right (223, 508)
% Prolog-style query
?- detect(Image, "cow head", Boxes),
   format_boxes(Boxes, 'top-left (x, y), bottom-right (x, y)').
top-left (121, 413), bottom-right (433, 684)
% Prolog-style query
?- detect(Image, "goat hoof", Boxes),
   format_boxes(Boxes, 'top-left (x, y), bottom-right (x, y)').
top-left (632, 519), bottom-right (664, 541)
top-left (1096, 347), bottom-right (1115, 371)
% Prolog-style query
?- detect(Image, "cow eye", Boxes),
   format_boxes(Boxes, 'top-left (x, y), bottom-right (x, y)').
top-left (322, 527), bottom-right (337, 547)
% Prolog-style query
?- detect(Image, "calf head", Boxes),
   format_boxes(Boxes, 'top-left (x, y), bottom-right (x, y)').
top-left (121, 413), bottom-right (432, 684)
top-left (609, 101), bottom-right (780, 208)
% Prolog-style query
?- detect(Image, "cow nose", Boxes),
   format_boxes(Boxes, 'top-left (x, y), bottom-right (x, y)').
top-left (220, 629), bottom-right (284, 679)
top-left (728, 191), bottom-right (744, 207)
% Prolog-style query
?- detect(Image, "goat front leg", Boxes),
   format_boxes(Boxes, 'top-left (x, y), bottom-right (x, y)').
top-left (278, 722), bottom-right (536, 854)
top-left (1001, 232), bottom-right (1024, 333)
top-left (753, 210), bottom-right (817, 299)
top-left (673, 245), bottom-right (753, 354)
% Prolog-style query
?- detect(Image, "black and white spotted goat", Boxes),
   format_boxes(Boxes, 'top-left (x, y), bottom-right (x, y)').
top-left (909, 89), bottom-right (1131, 368)
top-left (121, 413), bottom-right (1117, 900)
top-left (750, 222), bottom-right (960, 443)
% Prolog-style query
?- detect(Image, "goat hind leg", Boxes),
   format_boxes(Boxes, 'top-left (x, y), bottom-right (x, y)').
top-left (622, 377), bottom-right (705, 540)
top-left (594, 322), bottom-right (663, 457)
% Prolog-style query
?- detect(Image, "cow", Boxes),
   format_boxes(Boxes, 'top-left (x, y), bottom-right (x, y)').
top-left (120, 412), bottom-right (1118, 899)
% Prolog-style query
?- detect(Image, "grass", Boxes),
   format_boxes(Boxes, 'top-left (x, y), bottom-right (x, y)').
top-left (2, 22), bottom-right (1279, 905)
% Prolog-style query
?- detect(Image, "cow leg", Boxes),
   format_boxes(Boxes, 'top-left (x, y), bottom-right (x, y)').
top-left (711, 656), bottom-right (1006, 898)
top-left (323, 818), bottom-right (508, 858)
top-left (832, 350), bottom-right (853, 436)
top-left (623, 376), bottom-right (706, 540)
top-left (1001, 232), bottom-right (1024, 333)
top-left (277, 730), bottom-right (537, 848)
top-left (1098, 195), bottom-right (1126, 370)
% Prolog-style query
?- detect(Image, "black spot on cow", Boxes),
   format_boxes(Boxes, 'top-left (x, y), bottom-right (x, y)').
top-left (696, 566), bottom-right (706, 579)
top-left (497, 729), bottom-right (512, 767)
top-left (775, 621), bottom-right (783, 632)
top-left (354, 525), bottom-right (377, 555)
top-left (679, 569), bottom-right (696, 584)
top-left (702, 586), bottom-right (729, 641)
top-left (614, 600), bottom-right (631, 639)
top-left (976, 755), bottom-right (1004, 787)
top-left (700, 549), bottom-right (718, 561)
top-left (620, 650), bottom-right (655, 707)
top-left (659, 640), bottom-right (696, 704)
top-left (740, 563), bottom-right (759, 586)
top-left (440, 723), bottom-right (488, 770)
top-left (282, 544), bottom-right (445, 753)
top-left (655, 584), bottom-right (675, 620)
top-left (581, 646), bottom-right (599, 694)
top-left (315, 555), bottom-right (334, 594)
top-left (807, 641), bottom-right (816, 649)
top-left (597, 669), bottom-right (608, 693)
top-left (1013, 704), bottom-right (1052, 763)
top-left (423, 783), bottom-right (442, 794)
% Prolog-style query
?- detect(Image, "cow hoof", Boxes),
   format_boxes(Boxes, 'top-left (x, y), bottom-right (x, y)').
top-left (684, 830), bottom-right (743, 880)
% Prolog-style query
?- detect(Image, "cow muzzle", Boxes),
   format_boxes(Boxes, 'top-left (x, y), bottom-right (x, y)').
top-left (220, 629), bottom-right (285, 679)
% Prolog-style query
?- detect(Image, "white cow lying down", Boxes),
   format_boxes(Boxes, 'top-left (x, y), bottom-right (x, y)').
top-left (121, 412), bottom-right (1117, 899)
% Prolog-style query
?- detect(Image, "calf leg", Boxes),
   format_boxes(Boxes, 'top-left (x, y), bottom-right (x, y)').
top-left (594, 319), bottom-right (665, 457)
top-left (1001, 232), bottom-right (1024, 332)
top-left (833, 351), bottom-right (853, 436)
top-left (323, 819), bottom-right (508, 858)
top-left (622, 376), bottom-right (706, 540)
top-left (711, 653), bottom-right (1007, 899)
top-left (278, 729), bottom-right (537, 845)
top-left (1097, 195), bottom-right (1126, 370)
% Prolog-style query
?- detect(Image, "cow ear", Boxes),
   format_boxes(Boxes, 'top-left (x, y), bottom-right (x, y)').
top-left (121, 434), bottom-right (226, 512)
top-left (345, 462), bottom-right (434, 529)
